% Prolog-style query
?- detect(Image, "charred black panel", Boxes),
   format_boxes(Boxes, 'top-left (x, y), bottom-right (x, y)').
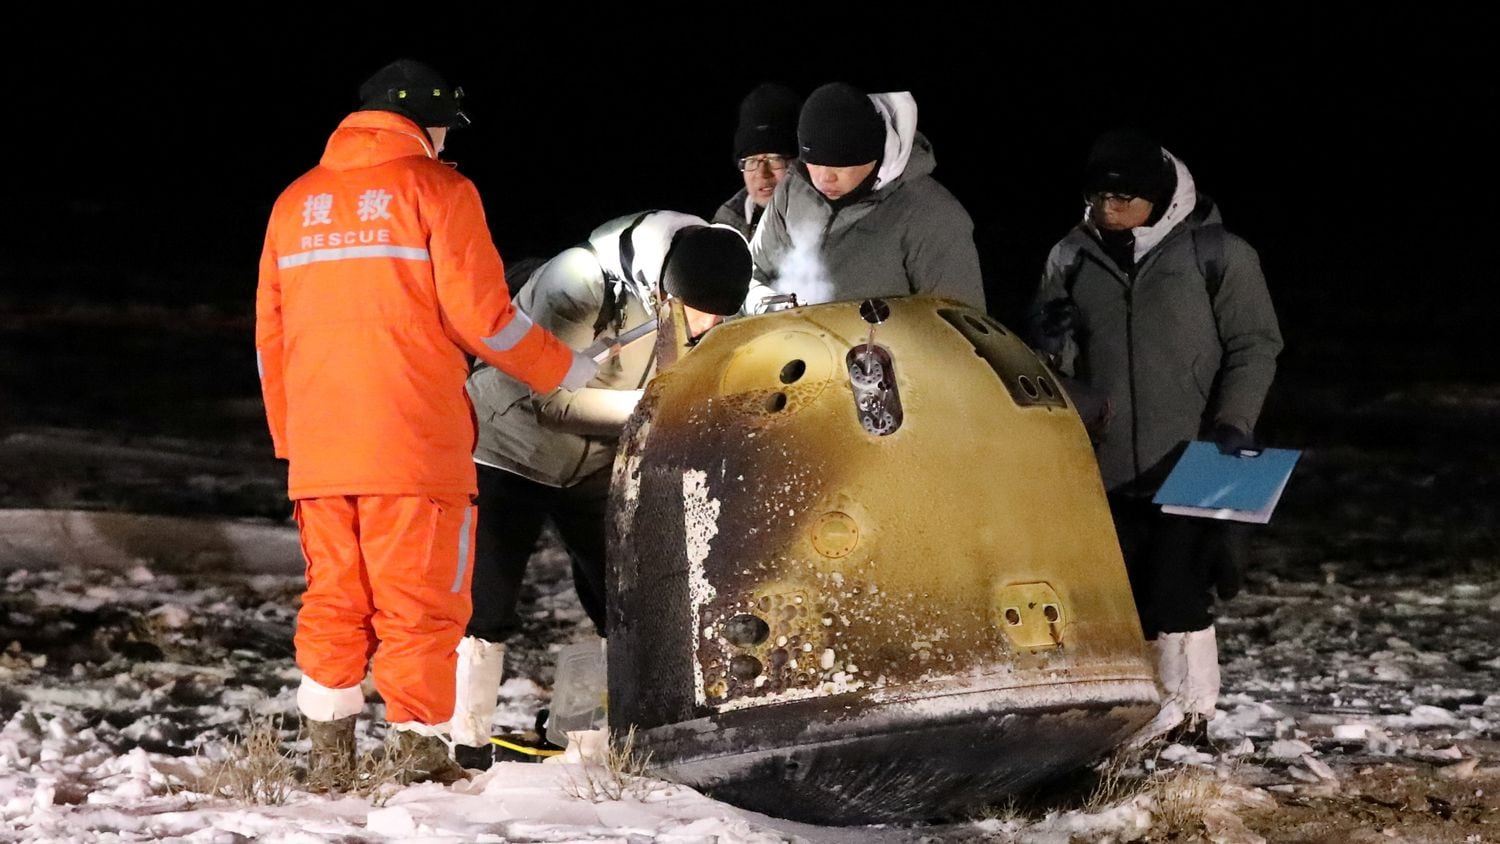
top-left (609, 386), bottom-right (826, 730)
top-left (607, 403), bottom-right (697, 731)
top-left (643, 688), bottom-right (1156, 825)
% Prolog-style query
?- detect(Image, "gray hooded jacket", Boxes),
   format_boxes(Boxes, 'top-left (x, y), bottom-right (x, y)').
top-left (1032, 152), bottom-right (1283, 494)
top-left (745, 92), bottom-right (985, 311)
top-left (467, 211), bottom-right (709, 487)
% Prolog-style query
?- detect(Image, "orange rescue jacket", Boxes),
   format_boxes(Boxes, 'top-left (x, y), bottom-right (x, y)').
top-left (256, 111), bottom-right (578, 499)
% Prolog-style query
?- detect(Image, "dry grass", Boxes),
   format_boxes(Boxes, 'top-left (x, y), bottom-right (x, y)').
top-left (199, 713), bottom-right (298, 806)
top-left (1145, 763), bottom-right (1236, 836)
top-left (971, 796), bottom-right (1028, 843)
top-left (561, 725), bottom-right (658, 803)
top-left (969, 744), bottom-right (1247, 841)
top-left (349, 735), bottom-right (425, 806)
top-left (974, 796), bottom-right (1023, 823)
top-left (967, 749), bottom-right (1154, 825)
top-left (199, 714), bottom-right (426, 806)
top-left (1088, 743), bottom-right (1247, 838)
top-left (1078, 745), bottom-right (1156, 813)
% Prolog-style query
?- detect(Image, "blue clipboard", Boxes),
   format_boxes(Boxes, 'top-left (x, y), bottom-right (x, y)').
top-left (1152, 440), bottom-right (1302, 524)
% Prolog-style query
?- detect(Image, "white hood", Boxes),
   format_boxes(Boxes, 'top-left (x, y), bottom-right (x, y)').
top-left (870, 92), bottom-right (918, 190)
top-left (1128, 151), bottom-right (1198, 260)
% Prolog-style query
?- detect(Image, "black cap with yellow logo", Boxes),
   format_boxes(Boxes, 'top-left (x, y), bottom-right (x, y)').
top-left (358, 59), bottom-right (469, 130)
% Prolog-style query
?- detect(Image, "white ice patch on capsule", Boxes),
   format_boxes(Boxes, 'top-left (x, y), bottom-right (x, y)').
top-left (683, 468), bottom-right (721, 706)
top-left (683, 469), bottom-right (720, 571)
top-left (612, 417), bottom-right (651, 542)
top-left (718, 675), bottom-right (869, 712)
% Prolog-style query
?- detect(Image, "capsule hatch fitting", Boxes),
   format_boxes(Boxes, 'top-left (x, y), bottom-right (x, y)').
top-left (995, 582), bottom-right (1066, 649)
top-left (847, 344), bottom-right (902, 435)
top-left (810, 511), bottom-right (859, 558)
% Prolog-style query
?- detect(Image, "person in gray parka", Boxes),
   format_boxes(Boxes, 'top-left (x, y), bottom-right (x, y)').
top-left (1027, 128), bottom-right (1283, 748)
top-left (450, 211), bottom-right (751, 768)
top-left (711, 82), bottom-right (802, 241)
top-left (743, 82), bottom-right (985, 312)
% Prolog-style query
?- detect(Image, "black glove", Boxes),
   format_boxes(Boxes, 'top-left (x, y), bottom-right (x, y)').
top-left (1026, 298), bottom-right (1079, 355)
top-left (1040, 298), bottom-right (1078, 335)
top-left (1208, 423), bottom-right (1257, 456)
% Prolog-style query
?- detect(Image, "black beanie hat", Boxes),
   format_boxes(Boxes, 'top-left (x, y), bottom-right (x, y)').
top-left (358, 59), bottom-right (470, 129)
top-left (797, 82), bottom-right (886, 167)
top-left (661, 226), bottom-right (752, 316)
top-left (1081, 128), bottom-right (1174, 204)
top-left (733, 83), bottom-right (802, 163)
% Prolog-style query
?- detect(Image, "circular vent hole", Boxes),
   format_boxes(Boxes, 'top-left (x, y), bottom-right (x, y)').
top-left (723, 614), bottom-right (770, 646)
top-left (1018, 375), bottom-right (1040, 399)
top-left (780, 359), bottom-right (807, 384)
top-left (1038, 377), bottom-right (1056, 398)
top-left (766, 392), bottom-right (789, 412)
top-left (1043, 604), bottom-right (1060, 623)
top-left (729, 654), bottom-right (763, 681)
top-left (1004, 608), bottom-right (1022, 626)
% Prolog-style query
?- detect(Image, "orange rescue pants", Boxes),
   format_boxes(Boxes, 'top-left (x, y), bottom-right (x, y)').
top-left (293, 494), bottom-right (476, 726)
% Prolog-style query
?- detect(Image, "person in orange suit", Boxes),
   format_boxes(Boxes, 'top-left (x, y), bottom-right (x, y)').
top-left (254, 58), bottom-right (596, 788)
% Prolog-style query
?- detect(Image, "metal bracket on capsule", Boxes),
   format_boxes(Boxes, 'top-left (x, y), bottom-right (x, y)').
top-left (848, 299), bottom-right (903, 436)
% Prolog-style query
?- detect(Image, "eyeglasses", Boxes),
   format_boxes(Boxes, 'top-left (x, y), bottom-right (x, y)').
top-left (739, 155), bottom-right (791, 173)
top-left (1087, 191), bottom-right (1141, 206)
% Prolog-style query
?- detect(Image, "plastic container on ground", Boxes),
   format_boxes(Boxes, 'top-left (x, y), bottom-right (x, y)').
top-left (545, 637), bottom-right (608, 748)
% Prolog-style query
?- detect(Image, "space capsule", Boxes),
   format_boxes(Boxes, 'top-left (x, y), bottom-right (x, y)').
top-left (605, 295), bottom-right (1157, 824)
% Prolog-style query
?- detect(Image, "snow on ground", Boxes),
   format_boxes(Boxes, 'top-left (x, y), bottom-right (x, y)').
top-left (4, 466), bottom-right (1499, 841)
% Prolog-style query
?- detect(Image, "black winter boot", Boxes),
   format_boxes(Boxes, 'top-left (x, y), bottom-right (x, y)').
top-left (454, 742), bottom-right (495, 771)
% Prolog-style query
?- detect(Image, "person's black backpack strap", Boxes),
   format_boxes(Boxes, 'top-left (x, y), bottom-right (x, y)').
top-left (1183, 193), bottom-right (1229, 301)
top-left (583, 211), bottom-right (655, 337)
top-left (577, 240), bottom-right (614, 337)
top-left (1191, 223), bottom-right (1228, 301)
top-left (589, 281), bottom-right (621, 339)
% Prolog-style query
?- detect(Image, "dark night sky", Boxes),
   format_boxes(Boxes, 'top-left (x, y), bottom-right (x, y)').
top-left (4, 7), bottom-right (1488, 376)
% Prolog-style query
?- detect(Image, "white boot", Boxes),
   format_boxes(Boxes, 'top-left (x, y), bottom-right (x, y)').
top-left (1126, 633), bottom-right (1189, 748)
top-left (296, 674), bottom-right (365, 721)
top-left (1156, 632), bottom-right (1191, 705)
top-left (1181, 625), bottom-right (1221, 721)
top-left (451, 636), bottom-right (506, 748)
